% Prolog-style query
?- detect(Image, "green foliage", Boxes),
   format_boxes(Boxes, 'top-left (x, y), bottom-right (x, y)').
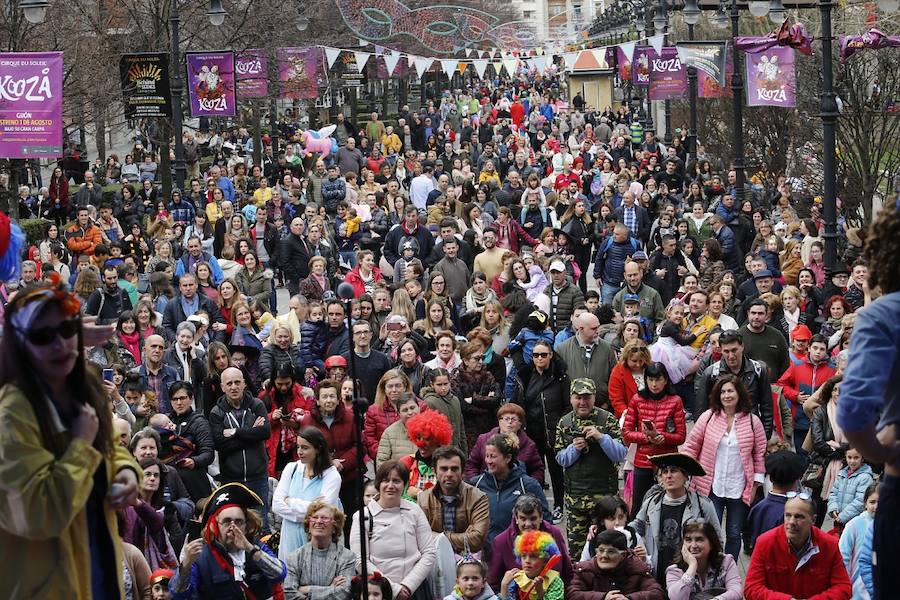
top-left (18, 218), bottom-right (51, 246)
top-left (102, 184), bottom-right (122, 206)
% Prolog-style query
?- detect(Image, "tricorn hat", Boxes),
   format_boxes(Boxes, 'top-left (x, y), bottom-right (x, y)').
top-left (648, 452), bottom-right (706, 477)
top-left (202, 482), bottom-right (264, 526)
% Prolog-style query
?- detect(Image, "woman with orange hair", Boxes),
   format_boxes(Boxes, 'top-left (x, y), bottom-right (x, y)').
top-left (400, 411), bottom-right (454, 499)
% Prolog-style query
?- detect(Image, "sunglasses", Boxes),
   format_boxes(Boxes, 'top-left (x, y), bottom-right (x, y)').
top-left (20, 318), bottom-right (80, 345)
top-left (532, 352), bottom-right (550, 358)
top-left (786, 490), bottom-right (813, 500)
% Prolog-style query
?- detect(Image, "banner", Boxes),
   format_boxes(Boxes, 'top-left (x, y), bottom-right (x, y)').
top-left (615, 47), bottom-right (632, 83)
top-left (186, 52), bottom-right (236, 117)
top-left (649, 47), bottom-right (687, 101)
top-left (840, 28), bottom-right (900, 61)
top-left (745, 46), bottom-right (796, 107)
top-left (676, 42), bottom-right (727, 87)
top-left (119, 53), bottom-right (172, 119)
top-left (235, 50), bottom-right (268, 98)
top-left (0, 52), bottom-right (63, 158)
top-left (632, 47), bottom-right (651, 87)
top-left (698, 52), bottom-right (733, 98)
top-left (278, 47), bottom-right (328, 98)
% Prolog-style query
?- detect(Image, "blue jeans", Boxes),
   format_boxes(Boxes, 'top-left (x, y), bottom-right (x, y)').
top-left (709, 491), bottom-right (749, 559)
top-left (601, 282), bottom-right (621, 306)
top-left (241, 477), bottom-right (271, 534)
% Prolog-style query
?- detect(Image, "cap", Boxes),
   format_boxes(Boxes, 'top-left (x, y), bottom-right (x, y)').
top-left (571, 378), bottom-right (596, 395)
top-left (150, 569), bottom-right (175, 586)
top-left (202, 482), bottom-right (264, 526)
top-left (528, 310), bottom-right (548, 325)
top-left (421, 160), bottom-right (435, 171)
top-left (549, 260), bottom-right (566, 272)
top-left (774, 221), bottom-right (788, 232)
top-left (325, 355), bottom-right (348, 369)
top-left (791, 324), bottom-right (813, 341)
top-left (623, 293), bottom-right (641, 304)
top-left (753, 269), bottom-right (774, 280)
top-left (648, 452), bottom-right (706, 477)
top-left (632, 250), bottom-right (648, 261)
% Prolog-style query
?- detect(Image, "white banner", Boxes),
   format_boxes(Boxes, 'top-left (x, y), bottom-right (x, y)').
top-left (472, 59), bottom-right (488, 79)
top-left (440, 59), bottom-right (458, 78)
top-left (353, 51), bottom-right (371, 72)
top-left (413, 56), bottom-right (432, 78)
top-left (502, 57), bottom-right (519, 75)
top-left (324, 47), bottom-right (341, 69)
top-left (563, 52), bottom-right (579, 70)
top-left (383, 53), bottom-right (401, 76)
top-left (649, 34), bottom-right (665, 56)
top-left (620, 41), bottom-right (636, 62)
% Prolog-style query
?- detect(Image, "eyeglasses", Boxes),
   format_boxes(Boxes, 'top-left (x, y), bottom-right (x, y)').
top-left (532, 352), bottom-right (550, 358)
top-left (218, 517), bottom-right (246, 527)
top-left (499, 416), bottom-right (520, 423)
top-left (19, 318), bottom-right (79, 345)
top-left (171, 395), bottom-right (191, 402)
top-left (308, 515), bottom-right (334, 523)
top-left (354, 330), bottom-right (372, 336)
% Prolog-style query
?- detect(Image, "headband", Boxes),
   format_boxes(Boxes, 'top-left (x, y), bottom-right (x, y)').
top-left (9, 272), bottom-right (81, 335)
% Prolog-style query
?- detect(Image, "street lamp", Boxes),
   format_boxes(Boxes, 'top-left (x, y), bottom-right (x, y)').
top-left (683, 0), bottom-right (702, 25)
top-left (767, 0), bottom-right (787, 23)
top-left (295, 15), bottom-right (310, 31)
top-left (748, 1), bottom-right (771, 17)
top-left (171, 0), bottom-right (229, 193)
top-left (20, 0), bottom-right (48, 24)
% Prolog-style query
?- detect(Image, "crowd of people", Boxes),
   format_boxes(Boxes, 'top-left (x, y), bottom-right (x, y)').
top-left (0, 70), bottom-right (898, 600)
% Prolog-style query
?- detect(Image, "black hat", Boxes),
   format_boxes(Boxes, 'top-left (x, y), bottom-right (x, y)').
top-left (765, 450), bottom-right (808, 486)
top-left (202, 482), bottom-right (263, 526)
top-left (753, 269), bottom-right (774, 280)
top-left (649, 452), bottom-right (706, 477)
top-left (594, 529), bottom-right (628, 551)
top-left (831, 262), bottom-right (850, 276)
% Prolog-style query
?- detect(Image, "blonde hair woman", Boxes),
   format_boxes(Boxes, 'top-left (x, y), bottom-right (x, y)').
top-left (362, 369), bottom-right (415, 459)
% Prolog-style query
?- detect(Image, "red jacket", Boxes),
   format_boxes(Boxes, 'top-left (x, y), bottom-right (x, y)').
top-left (621, 393), bottom-right (686, 469)
top-left (299, 401), bottom-right (360, 484)
top-left (608, 363), bottom-right (639, 418)
top-left (343, 265), bottom-right (383, 298)
top-left (260, 384), bottom-right (313, 478)
top-left (744, 524), bottom-right (851, 600)
top-left (776, 358), bottom-right (836, 430)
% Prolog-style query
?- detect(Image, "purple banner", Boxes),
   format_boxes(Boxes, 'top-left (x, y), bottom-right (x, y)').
top-left (649, 47), bottom-right (687, 101)
top-left (632, 47), bottom-right (651, 87)
top-left (698, 52), bottom-right (733, 99)
top-left (235, 50), bottom-right (268, 98)
top-left (616, 47), bottom-right (632, 83)
top-left (0, 52), bottom-right (63, 158)
top-left (840, 28), bottom-right (900, 62)
top-left (186, 52), bottom-right (236, 117)
top-left (745, 46), bottom-right (796, 107)
top-left (278, 47), bottom-right (328, 100)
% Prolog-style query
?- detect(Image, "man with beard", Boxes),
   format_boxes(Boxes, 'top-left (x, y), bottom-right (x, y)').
top-left (417, 445), bottom-right (490, 554)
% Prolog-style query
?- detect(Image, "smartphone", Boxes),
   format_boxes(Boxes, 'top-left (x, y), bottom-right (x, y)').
top-left (642, 419), bottom-right (654, 430)
top-left (386, 322), bottom-right (403, 331)
top-left (102, 368), bottom-right (115, 382)
top-left (185, 520), bottom-right (203, 542)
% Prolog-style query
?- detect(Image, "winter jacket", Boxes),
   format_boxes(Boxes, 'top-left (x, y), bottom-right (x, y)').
top-left (383, 221), bottom-right (436, 267)
top-left (714, 224), bottom-right (741, 272)
top-left (695, 355), bottom-right (774, 439)
top-left (278, 233), bottom-right (311, 282)
top-left (543, 279), bottom-right (585, 333)
top-left (299, 319), bottom-right (328, 373)
top-left (608, 363), bottom-right (639, 418)
top-left (554, 336), bottom-right (617, 409)
top-left (0, 383), bottom-right (141, 599)
top-left (418, 481), bottom-right (491, 553)
top-left (777, 358), bottom-right (837, 432)
top-left (376, 418), bottom-right (418, 466)
top-left (84, 284), bottom-right (133, 321)
top-left (168, 408), bottom-right (216, 501)
top-left (828, 464), bottom-right (875, 525)
top-left (592, 235), bottom-right (639, 287)
top-left (258, 343), bottom-right (304, 383)
top-left (622, 392), bottom-right (687, 470)
top-left (629, 486), bottom-right (723, 576)
top-left (65, 222), bottom-right (102, 256)
top-left (169, 199), bottom-right (196, 224)
top-left (259, 384), bottom-right (313, 477)
top-left (510, 355), bottom-right (570, 452)
top-left (470, 463), bottom-right (551, 555)
top-left (298, 273), bottom-right (331, 302)
top-left (364, 399), bottom-right (426, 460)
top-left (487, 520), bottom-right (573, 590)
top-left (299, 401), bottom-right (360, 485)
top-left (343, 265), bottom-right (384, 298)
top-left (569, 555), bottom-right (665, 600)
top-left (611, 283), bottom-right (666, 326)
top-left (236, 267), bottom-right (272, 306)
top-left (839, 512), bottom-right (874, 600)
top-left (451, 365), bottom-right (502, 453)
top-left (320, 176), bottom-right (346, 214)
top-left (464, 426), bottom-right (545, 485)
top-left (422, 390), bottom-right (467, 453)
top-left (810, 405), bottom-right (849, 466)
top-left (744, 524), bottom-right (851, 600)
top-left (162, 293), bottom-right (227, 343)
top-left (489, 218), bottom-right (539, 255)
top-left (208, 392), bottom-right (271, 483)
top-left (680, 409), bottom-right (767, 506)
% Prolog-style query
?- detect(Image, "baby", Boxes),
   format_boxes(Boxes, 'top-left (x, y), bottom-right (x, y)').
top-left (149, 413), bottom-right (176, 431)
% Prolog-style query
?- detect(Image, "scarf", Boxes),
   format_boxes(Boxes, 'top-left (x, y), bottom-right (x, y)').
top-left (822, 400), bottom-right (847, 500)
top-left (119, 330), bottom-right (142, 365)
top-left (312, 272), bottom-right (327, 291)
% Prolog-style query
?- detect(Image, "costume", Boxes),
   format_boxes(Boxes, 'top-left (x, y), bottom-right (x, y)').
top-left (400, 411), bottom-right (454, 498)
top-left (507, 531), bottom-right (564, 600)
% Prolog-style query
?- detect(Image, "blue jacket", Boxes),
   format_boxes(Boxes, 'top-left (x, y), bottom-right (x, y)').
top-left (216, 175), bottom-right (236, 202)
top-left (828, 463), bottom-right (874, 524)
top-left (508, 328), bottom-right (555, 364)
top-left (592, 235), bottom-right (639, 286)
top-left (168, 198), bottom-right (195, 224)
top-left (470, 463), bottom-right (551, 553)
top-left (176, 251), bottom-right (225, 285)
top-left (743, 492), bottom-right (788, 553)
top-left (839, 511), bottom-right (874, 600)
top-left (321, 176), bottom-right (346, 214)
top-left (299, 319), bottom-right (328, 373)
top-left (857, 517), bottom-right (875, 598)
top-left (715, 224), bottom-right (741, 272)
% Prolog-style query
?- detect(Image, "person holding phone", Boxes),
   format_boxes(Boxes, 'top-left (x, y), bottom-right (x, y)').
top-left (0, 274), bottom-right (141, 597)
top-left (621, 362), bottom-right (687, 519)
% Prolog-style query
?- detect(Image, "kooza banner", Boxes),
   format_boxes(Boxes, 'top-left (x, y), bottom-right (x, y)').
top-left (615, 47), bottom-right (632, 83)
top-left (632, 47), bottom-right (651, 87)
top-left (278, 47), bottom-right (328, 99)
top-left (0, 52), bottom-right (63, 159)
top-left (120, 53), bottom-right (172, 119)
top-left (235, 50), bottom-right (268, 98)
top-left (745, 46), bottom-right (796, 107)
top-left (649, 47), bottom-right (687, 101)
top-left (186, 52), bottom-right (236, 117)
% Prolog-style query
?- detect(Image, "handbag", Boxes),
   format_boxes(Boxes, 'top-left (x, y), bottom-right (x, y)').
top-left (801, 462), bottom-right (825, 491)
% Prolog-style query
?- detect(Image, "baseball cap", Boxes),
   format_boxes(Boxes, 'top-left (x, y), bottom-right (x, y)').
top-left (632, 251), bottom-right (648, 261)
top-left (623, 293), bottom-right (641, 304)
top-left (549, 260), bottom-right (566, 272)
top-left (571, 378), bottom-right (596, 395)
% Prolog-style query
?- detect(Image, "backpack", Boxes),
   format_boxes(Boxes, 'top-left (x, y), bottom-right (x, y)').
top-left (598, 235), bottom-right (639, 262)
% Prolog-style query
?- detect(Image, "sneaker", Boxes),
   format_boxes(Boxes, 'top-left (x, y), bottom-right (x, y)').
top-left (552, 507), bottom-right (564, 523)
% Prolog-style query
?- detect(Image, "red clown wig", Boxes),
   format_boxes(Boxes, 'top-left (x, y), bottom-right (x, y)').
top-left (406, 410), bottom-right (453, 449)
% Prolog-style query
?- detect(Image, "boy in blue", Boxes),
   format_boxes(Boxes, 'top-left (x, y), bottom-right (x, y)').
top-left (838, 204), bottom-right (900, 600)
top-left (506, 309), bottom-right (554, 398)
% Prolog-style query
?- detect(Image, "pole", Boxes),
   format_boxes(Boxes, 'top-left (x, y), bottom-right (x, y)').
top-left (662, 0), bottom-right (672, 144)
top-left (170, 0), bottom-right (186, 193)
top-left (269, 97), bottom-right (279, 156)
top-left (819, 0), bottom-right (838, 275)
top-left (729, 0), bottom-right (746, 202)
top-left (686, 23), bottom-right (698, 163)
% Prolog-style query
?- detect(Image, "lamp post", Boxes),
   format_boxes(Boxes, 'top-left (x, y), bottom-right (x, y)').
top-left (683, 0), bottom-right (701, 162)
top-left (728, 0), bottom-right (759, 203)
top-left (653, 0), bottom-right (674, 144)
top-left (818, 0), bottom-right (838, 274)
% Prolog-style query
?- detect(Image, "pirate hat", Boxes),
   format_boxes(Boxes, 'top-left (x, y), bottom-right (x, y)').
top-left (202, 482), bottom-right (264, 526)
